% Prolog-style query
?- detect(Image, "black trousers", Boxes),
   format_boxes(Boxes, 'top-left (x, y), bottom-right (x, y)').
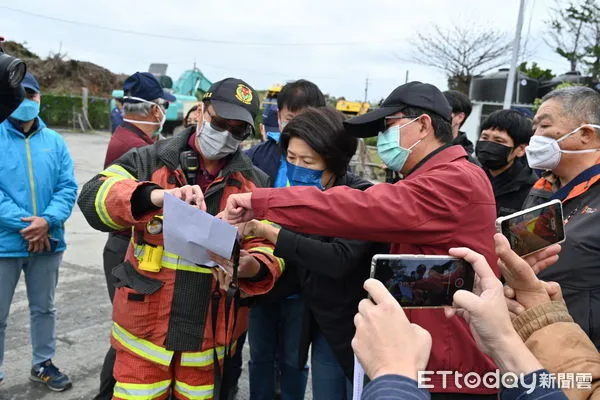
top-left (94, 233), bottom-right (129, 400)
top-left (219, 332), bottom-right (246, 399)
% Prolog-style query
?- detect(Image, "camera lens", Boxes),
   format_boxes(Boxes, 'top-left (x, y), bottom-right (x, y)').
top-left (8, 61), bottom-right (26, 87)
top-left (0, 52), bottom-right (27, 89)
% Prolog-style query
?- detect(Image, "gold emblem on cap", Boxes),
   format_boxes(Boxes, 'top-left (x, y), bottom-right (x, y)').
top-left (235, 84), bottom-right (253, 105)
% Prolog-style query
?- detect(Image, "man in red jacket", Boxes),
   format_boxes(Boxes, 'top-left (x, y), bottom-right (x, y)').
top-left (95, 71), bottom-right (175, 400)
top-left (223, 82), bottom-right (500, 399)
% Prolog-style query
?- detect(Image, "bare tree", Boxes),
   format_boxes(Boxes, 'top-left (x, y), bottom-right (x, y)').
top-left (407, 24), bottom-right (513, 93)
top-left (545, 0), bottom-right (595, 73)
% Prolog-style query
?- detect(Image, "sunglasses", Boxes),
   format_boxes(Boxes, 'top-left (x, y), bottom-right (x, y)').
top-left (206, 109), bottom-right (251, 140)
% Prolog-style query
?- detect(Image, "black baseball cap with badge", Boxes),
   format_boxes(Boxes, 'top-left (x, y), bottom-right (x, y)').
top-left (202, 78), bottom-right (259, 131)
top-left (344, 81), bottom-right (452, 138)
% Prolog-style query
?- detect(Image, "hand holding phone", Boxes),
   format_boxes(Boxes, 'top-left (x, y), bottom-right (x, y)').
top-left (370, 255), bottom-right (475, 308)
top-left (353, 278), bottom-right (432, 381)
top-left (496, 200), bottom-right (565, 257)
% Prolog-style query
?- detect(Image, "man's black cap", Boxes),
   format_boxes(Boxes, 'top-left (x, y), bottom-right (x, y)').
top-left (202, 78), bottom-right (259, 128)
top-left (344, 81), bottom-right (452, 137)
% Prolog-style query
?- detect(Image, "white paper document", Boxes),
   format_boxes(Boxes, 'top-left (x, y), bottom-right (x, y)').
top-left (163, 193), bottom-right (238, 267)
top-left (353, 354), bottom-right (365, 400)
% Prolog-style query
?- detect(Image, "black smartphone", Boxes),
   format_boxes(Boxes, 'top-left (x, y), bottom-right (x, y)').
top-left (370, 255), bottom-right (475, 308)
top-left (496, 199), bottom-right (566, 257)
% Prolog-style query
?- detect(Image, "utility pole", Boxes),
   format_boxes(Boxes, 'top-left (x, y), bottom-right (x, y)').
top-left (503, 0), bottom-right (525, 109)
top-left (364, 76), bottom-right (369, 102)
top-left (405, 70), bottom-right (409, 84)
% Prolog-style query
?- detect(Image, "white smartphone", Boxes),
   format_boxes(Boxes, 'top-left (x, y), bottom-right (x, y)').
top-left (370, 254), bottom-right (475, 308)
top-left (495, 199), bottom-right (566, 257)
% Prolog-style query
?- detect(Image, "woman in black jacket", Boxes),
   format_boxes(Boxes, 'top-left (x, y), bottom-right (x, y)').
top-left (240, 107), bottom-right (387, 400)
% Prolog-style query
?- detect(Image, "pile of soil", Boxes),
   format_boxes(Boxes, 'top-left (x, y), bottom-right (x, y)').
top-left (3, 41), bottom-right (126, 97)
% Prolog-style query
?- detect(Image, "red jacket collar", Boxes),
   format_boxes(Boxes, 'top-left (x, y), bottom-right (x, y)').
top-left (117, 122), bottom-right (155, 145)
top-left (406, 145), bottom-right (469, 179)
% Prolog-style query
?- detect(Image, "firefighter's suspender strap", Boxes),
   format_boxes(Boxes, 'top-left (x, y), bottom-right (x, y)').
top-left (211, 240), bottom-right (241, 398)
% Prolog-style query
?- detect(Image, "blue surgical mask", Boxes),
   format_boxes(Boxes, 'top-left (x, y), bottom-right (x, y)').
top-left (10, 99), bottom-right (40, 122)
top-left (267, 131), bottom-right (281, 143)
top-left (285, 161), bottom-right (325, 190)
top-left (377, 117), bottom-right (421, 172)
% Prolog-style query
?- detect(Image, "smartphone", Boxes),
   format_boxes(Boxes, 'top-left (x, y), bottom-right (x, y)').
top-left (495, 200), bottom-right (565, 257)
top-left (370, 255), bottom-right (475, 308)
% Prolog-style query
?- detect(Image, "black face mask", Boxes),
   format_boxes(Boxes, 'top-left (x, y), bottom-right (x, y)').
top-left (475, 140), bottom-right (513, 170)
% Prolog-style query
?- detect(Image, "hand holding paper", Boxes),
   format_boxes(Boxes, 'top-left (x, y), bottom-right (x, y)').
top-left (152, 185), bottom-right (206, 211)
top-left (163, 194), bottom-right (237, 267)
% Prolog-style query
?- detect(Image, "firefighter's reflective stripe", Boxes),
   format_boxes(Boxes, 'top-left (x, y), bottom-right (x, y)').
top-left (179, 340), bottom-right (237, 367)
top-left (113, 379), bottom-right (171, 400)
top-left (173, 381), bottom-right (213, 400)
top-left (161, 252), bottom-right (213, 274)
top-left (180, 346), bottom-right (223, 367)
top-left (133, 244), bottom-right (213, 274)
top-left (112, 323), bottom-right (174, 367)
top-left (101, 164), bottom-right (136, 180)
top-left (249, 246), bottom-right (286, 273)
top-left (96, 177), bottom-right (128, 230)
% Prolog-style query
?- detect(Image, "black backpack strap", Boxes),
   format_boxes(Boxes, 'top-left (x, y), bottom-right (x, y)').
top-left (224, 240), bottom-right (241, 357)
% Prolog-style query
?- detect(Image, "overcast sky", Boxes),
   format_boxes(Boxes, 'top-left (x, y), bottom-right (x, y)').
top-left (1, 0), bottom-right (570, 102)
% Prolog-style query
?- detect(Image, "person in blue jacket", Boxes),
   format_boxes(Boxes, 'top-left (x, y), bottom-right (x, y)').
top-left (0, 73), bottom-right (78, 392)
top-left (110, 97), bottom-right (124, 134)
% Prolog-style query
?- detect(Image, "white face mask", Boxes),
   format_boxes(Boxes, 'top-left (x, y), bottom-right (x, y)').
top-left (196, 105), bottom-right (241, 160)
top-left (526, 124), bottom-right (600, 171)
top-left (122, 96), bottom-right (166, 135)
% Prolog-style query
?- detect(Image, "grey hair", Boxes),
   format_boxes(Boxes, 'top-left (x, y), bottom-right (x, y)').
top-left (123, 98), bottom-right (161, 117)
top-left (542, 86), bottom-right (600, 127)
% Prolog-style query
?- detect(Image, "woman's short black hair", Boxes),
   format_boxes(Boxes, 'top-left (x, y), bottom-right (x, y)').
top-left (480, 109), bottom-right (533, 146)
top-left (277, 79), bottom-right (326, 112)
top-left (280, 107), bottom-right (357, 177)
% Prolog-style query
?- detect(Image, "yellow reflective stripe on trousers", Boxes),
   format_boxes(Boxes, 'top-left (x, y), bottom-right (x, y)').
top-left (174, 381), bottom-right (213, 400)
top-left (180, 340), bottom-right (237, 367)
top-left (101, 164), bottom-right (136, 180)
top-left (113, 379), bottom-right (171, 400)
top-left (249, 246), bottom-right (286, 272)
top-left (133, 244), bottom-right (213, 274)
top-left (112, 323), bottom-right (174, 366)
top-left (95, 177), bottom-right (128, 230)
